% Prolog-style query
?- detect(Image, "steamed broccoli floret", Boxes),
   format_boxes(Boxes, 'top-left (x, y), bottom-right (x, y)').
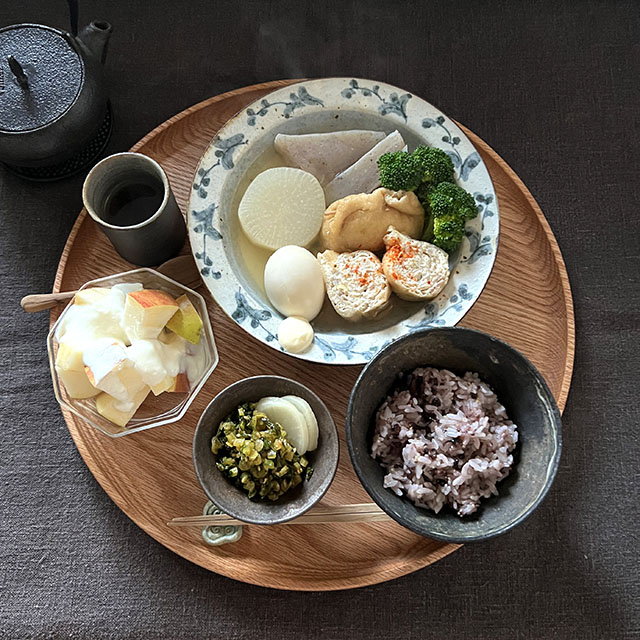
top-left (424, 182), bottom-right (479, 252)
top-left (377, 147), bottom-right (477, 253)
top-left (415, 181), bottom-right (434, 209)
top-left (432, 215), bottom-right (465, 253)
top-left (413, 146), bottom-right (455, 186)
top-left (427, 181), bottom-right (478, 222)
top-left (378, 146), bottom-right (455, 193)
top-left (421, 206), bottom-right (435, 242)
top-left (416, 183), bottom-right (435, 241)
top-left (377, 151), bottom-right (424, 191)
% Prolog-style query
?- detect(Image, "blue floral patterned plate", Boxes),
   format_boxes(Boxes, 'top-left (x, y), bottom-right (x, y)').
top-left (187, 78), bottom-right (498, 365)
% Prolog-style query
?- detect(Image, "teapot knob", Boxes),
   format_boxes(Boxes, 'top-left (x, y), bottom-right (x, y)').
top-left (7, 55), bottom-right (29, 88)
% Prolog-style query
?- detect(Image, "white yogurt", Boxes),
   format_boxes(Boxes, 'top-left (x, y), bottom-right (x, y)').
top-left (127, 338), bottom-right (185, 386)
top-left (184, 339), bottom-right (207, 384)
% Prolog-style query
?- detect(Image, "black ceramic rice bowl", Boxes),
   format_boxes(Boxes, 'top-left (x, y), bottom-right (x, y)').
top-left (346, 327), bottom-right (562, 542)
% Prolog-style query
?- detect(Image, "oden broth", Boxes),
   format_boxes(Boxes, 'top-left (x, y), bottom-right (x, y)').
top-left (233, 141), bottom-right (431, 334)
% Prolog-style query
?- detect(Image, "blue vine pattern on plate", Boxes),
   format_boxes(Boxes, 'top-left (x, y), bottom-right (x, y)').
top-left (408, 281), bottom-right (476, 332)
top-left (454, 193), bottom-right (496, 265)
top-left (408, 301), bottom-right (445, 331)
top-left (341, 79), bottom-right (411, 121)
top-left (447, 283), bottom-right (474, 306)
top-left (314, 335), bottom-right (381, 363)
top-left (192, 134), bottom-right (248, 198)
top-left (231, 289), bottom-right (278, 343)
top-left (461, 229), bottom-right (493, 265)
top-left (422, 115), bottom-right (481, 181)
top-left (246, 87), bottom-right (324, 125)
top-left (192, 203), bottom-right (223, 279)
top-left (474, 192), bottom-right (496, 230)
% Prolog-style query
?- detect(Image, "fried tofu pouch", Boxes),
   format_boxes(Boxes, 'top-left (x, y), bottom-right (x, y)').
top-left (321, 188), bottom-right (424, 253)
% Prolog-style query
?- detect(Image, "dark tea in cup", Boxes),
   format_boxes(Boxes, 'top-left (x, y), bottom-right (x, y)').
top-left (103, 175), bottom-right (165, 227)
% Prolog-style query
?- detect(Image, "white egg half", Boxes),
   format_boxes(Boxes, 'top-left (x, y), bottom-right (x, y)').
top-left (264, 246), bottom-right (325, 320)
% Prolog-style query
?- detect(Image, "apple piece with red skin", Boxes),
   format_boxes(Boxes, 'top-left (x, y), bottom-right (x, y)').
top-left (168, 372), bottom-right (190, 393)
top-left (83, 339), bottom-right (146, 406)
top-left (150, 374), bottom-right (174, 396)
top-left (73, 287), bottom-right (110, 306)
top-left (123, 290), bottom-right (179, 342)
top-left (150, 371), bottom-right (190, 395)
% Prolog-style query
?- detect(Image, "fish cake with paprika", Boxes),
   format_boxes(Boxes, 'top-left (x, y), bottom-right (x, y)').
top-left (382, 227), bottom-right (449, 301)
top-left (317, 250), bottom-right (391, 321)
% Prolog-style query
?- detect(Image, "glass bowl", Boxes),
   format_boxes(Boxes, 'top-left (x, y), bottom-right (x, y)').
top-left (47, 268), bottom-right (218, 438)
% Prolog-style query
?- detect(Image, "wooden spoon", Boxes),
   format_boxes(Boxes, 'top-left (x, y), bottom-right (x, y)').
top-left (20, 255), bottom-right (202, 312)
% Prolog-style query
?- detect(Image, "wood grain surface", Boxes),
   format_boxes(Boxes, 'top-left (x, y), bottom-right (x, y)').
top-left (50, 80), bottom-right (575, 591)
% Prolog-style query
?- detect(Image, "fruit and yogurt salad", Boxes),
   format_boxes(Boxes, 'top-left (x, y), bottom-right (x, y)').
top-left (54, 283), bottom-right (206, 427)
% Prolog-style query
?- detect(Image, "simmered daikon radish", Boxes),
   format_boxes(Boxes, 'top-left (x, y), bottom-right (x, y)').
top-left (238, 167), bottom-right (325, 250)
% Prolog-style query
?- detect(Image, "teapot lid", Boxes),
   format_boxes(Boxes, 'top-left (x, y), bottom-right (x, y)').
top-left (0, 24), bottom-right (84, 133)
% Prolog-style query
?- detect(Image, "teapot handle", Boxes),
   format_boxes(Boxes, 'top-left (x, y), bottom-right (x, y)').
top-left (67, 0), bottom-right (79, 36)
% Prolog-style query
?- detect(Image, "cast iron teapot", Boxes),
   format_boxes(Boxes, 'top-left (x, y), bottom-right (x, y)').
top-left (0, 0), bottom-right (112, 168)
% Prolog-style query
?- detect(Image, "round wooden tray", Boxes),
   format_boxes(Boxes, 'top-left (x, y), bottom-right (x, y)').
top-left (51, 80), bottom-right (575, 591)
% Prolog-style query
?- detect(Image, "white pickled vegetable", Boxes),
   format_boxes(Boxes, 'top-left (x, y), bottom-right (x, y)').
top-left (282, 395), bottom-right (319, 451)
top-left (256, 396), bottom-right (309, 455)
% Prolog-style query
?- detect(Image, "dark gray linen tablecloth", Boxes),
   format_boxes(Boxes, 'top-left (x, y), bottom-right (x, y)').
top-left (1, 1), bottom-right (638, 638)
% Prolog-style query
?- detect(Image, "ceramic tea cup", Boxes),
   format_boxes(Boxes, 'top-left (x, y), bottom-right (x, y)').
top-left (83, 152), bottom-right (186, 266)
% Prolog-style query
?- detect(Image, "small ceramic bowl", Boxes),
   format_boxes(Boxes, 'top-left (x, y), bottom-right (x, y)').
top-left (346, 327), bottom-right (562, 542)
top-left (193, 375), bottom-right (339, 525)
top-left (47, 268), bottom-right (218, 438)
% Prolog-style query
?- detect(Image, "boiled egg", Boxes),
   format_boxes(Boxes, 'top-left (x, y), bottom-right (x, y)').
top-left (264, 246), bottom-right (325, 321)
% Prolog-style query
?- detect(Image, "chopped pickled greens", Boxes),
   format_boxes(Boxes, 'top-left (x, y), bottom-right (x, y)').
top-left (211, 403), bottom-right (313, 501)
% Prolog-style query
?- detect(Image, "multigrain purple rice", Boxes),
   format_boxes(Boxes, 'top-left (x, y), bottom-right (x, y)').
top-left (371, 367), bottom-right (518, 516)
